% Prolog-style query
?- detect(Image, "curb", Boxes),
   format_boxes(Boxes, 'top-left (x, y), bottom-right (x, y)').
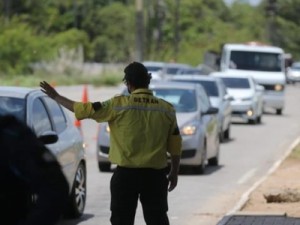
top-left (217, 136), bottom-right (300, 225)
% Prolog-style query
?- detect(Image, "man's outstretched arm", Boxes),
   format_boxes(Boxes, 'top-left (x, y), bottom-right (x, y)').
top-left (40, 81), bottom-right (75, 112)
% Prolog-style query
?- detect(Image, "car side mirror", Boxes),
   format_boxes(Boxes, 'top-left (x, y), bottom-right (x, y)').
top-left (224, 94), bottom-right (234, 101)
top-left (256, 85), bottom-right (265, 92)
top-left (203, 106), bottom-right (219, 115)
top-left (38, 131), bottom-right (58, 144)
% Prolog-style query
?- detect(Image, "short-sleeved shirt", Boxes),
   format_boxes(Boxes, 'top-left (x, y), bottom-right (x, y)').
top-left (74, 88), bottom-right (182, 169)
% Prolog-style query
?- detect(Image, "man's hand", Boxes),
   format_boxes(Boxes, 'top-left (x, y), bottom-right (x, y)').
top-left (40, 81), bottom-right (59, 100)
top-left (167, 170), bottom-right (178, 192)
top-left (40, 81), bottom-right (75, 112)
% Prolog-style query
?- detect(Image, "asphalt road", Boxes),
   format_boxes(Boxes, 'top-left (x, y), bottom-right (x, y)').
top-left (57, 83), bottom-right (300, 225)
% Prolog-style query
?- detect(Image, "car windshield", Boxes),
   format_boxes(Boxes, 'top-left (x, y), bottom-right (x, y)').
top-left (230, 51), bottom-right (282, 72)
top-left (178, 68), bottom-right (203, 75)
top-left (166, 66), bottom-right (187, 75)
top-left (152, 88), bottom-right (197, 113)
top-left (0, 97), bottom-right (26, 122)
top-left (291, 65), bottom-right (300, 71)
top-left (145, 66), bottom-right (163, 72)
top-left (220, 77), bottom-right (250, 89)
top-left (173, 80), bottom-right (219, 97)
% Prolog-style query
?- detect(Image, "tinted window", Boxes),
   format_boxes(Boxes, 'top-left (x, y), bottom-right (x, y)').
top-left (197, 87), bottom-right (210, 113)
top-left (291, 64), bottom-right (300, 71)
top-left (43, 97), bottom-right (67, 133)
top-left (145, 66), bottom-right (163, 72)
top-left (230, 51), bottom-right (282, 72)
top-left (0, 97), bottom-right (25, 122)
top-left (221, 77), bottom-right (250, 89)
top-left (174, 80), bottom-right (219, 97)
top-left (32, 98), bottom-right (52, 135)
top-left (198, 81), bottom-right (219, 97)
top-left (152, 88), bottom-right (197, 112)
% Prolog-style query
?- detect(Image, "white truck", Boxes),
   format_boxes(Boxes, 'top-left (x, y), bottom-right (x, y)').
top-left (218, 42), bottom-right (286, 115)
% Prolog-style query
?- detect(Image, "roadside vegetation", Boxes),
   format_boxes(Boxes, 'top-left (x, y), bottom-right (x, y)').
top-left (289, 142), bottom-right (300, 159)
top-left (0, 0), bottom-right (299, 86)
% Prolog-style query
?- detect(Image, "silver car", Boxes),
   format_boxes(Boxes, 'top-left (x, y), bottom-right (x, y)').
top-left (97, 82), bottom-right (220, 174)
top-left (143, 61), bottom-right (167, 80)
top-left (0, 86), bottom-right (86, 218)
top-left (286, 62), bottom-right (300, 84)
top-left (171, 75), bottom-right (232, 142)
top-left (211, 72), bottom-right (264, 124)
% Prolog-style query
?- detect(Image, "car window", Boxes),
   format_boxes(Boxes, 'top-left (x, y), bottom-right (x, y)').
top-left (172, 79), bottom-right (219, 97)
top-left (32, 98), bottom-right (52, 136)
top-left (195, 80), bottom-right (219, 97)
top-left (0, 97), bottom-right (25, 122)
top-left (221, 77), bottom-right (250, 89)
top-left (152, 88), bottom-right (197, 113)
top-left (218, 79), bottom-right (227, 97)
top-left (43, 97), bottom-right (67, 133)
top-left (230, 51), bottom-right (282, 72)
top-left (197, 87), bottom-right (210, 113)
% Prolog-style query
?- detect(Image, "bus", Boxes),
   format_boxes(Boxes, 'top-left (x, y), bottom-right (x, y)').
top-left (218, 42), bottom-right (286, 115)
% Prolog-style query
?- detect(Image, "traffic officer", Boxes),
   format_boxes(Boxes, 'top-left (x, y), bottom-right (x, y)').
top-left (0, 115), bottom-right (69, 225)
top-left (40, 61), bottom-right (182, 225)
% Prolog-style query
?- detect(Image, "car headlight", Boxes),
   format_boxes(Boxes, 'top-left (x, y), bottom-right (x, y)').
top-left (105, 124), bottom-right (110, 133)
top-left (180, 122), bottom-right (198, 135)
top-left (274, 84), bottom-right (283, 91)
top-left (246, 109), bottom-right (254, 117)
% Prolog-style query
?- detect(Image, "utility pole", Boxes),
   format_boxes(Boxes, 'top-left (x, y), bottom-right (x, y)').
top-left (174, 0), bottom-right (180, 62)
top-left (135, 0), bottom-right (144, 62)
top-left (265, 0), bottom-right (277, 45)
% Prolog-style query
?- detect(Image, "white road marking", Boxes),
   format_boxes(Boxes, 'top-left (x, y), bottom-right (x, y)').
top-left (227, 136), bottom-right (300, 215)
top-left (237, 168), bottom-right (257, 184)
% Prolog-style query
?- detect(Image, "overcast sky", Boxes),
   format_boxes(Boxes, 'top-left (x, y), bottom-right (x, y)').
top-left (224, 0), bottom-right (262, 6)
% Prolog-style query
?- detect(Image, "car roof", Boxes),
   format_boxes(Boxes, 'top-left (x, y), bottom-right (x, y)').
top-left (165, 62), bottom-right (191, 68)
top-left (171, 75), bottom-right (218, 82)
top-left (143, 61), bottom-right (166, 66)
top-left (149, 81), bottom-right (199, 90)
top-left (223, 43), bottom-right (284, 53)
top-left (0, 86), bottom-right (39, 98)
top-left (210, 72), bottom-right (251, 79)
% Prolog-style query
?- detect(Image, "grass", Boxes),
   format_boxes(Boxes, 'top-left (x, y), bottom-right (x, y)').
top-left (0, 72), bottom-right (124, 87)
top-left (289, 142), bottom-right (300, 159)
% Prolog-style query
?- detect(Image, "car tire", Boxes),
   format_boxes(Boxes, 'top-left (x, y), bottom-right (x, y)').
top-left (248, 119), bottom-right (256, 124)
top-left (223, 126), bottom-right (230, 140)
top-left (208, 138), bottom-right (220, 166)
top-left (194, 145), bottom-right (206, 174)
top-left (65, 163), bottom-right (86, 219)
top-left (276, 108), bottom-right (282, 115)
top-left (219, 130), bottom-right (224, 143)
top-left (256, 115), bottom-right (262, 124)
top-left (98, 162), bottom-right (111, 172)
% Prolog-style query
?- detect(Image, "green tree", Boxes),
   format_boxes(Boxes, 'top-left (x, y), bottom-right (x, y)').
top-left (274, 0), bottom-right (300, 60)
top-left (82, 2), bottom-right (135, 62)
top-left (0, 21), bottom-right (51, 75)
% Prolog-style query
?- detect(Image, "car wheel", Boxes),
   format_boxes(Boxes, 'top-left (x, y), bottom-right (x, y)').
top-left (65, 163), bottom-right (86, 218)
top-left (256, 115), bottom-right (262, 124)
top-left (248, 119), bottom-right (256, 124)
top-left (223, 126), bottom-right (230, 140)
top-left (276, 108), bottom-right (282, 115)
top-left (219, 130), bottom-right (224, 143)
top-left (194, 145), bottom-right (206, 174)
top-left (98, 162), bottom-right (111, 172)
top-left (208, 138), bottom-right (220, 166)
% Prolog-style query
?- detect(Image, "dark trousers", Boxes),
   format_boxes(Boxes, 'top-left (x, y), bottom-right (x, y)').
top-left (110, 166), bottom-right (170, 225)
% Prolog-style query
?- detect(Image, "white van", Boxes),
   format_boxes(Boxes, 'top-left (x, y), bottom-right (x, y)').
top-left (219, 42), bottom-right (286, 115)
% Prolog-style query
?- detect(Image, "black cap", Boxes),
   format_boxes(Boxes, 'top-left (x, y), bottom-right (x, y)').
top-left (123, 62), bottom-right (151, 87)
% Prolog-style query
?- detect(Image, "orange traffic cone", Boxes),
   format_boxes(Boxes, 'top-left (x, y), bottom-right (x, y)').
top-left (82, 85), bottom-right (89, 103)
top-left (74, 85), bottom-right (89, 137)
